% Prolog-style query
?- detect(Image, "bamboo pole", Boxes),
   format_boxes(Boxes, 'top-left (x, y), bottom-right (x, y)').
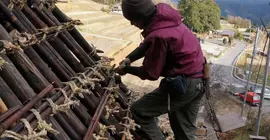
top-left (71, 97), bottom-right (92, 125)
top-left (52, 6), bottom-right (101, 61)
top-left (0, 84), bottom-right (53, 134)
top-left (31, 2), bottom-right (95, 66)
top-left (83, 72), bottom-right (116, 140)
top-left (0, 25), bottom-right (51, 93)
top-left (9, 70), bottom-right (93, 134)
top-left (9, 2), bottom-right (77, 78)
top-left (46, 117), bottom-right (71, 140)
top-left (48, 38), bottom-right (85, 73)
top-left (0, 3), bottom-right (61, 85)
top-left (0, 106), bottom-right (20, 123)
top-left (0, 99), bottom-right (8, 114)
top-left (1, 0), bottom-right (76, 81)
top-left (0, 77), bottom-right (22, 108)
top-left (18, 3), bottom-right (85, 73)
top-left (63, 110), bottom-right (87, 135)
top-left (0, 54), bottom-right (36, 103)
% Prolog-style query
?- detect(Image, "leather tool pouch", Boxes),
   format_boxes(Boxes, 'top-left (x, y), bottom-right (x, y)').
top-left (202, 57), bottom-right (211, 99)
top-left (159, 75), bottom-right (187, 94)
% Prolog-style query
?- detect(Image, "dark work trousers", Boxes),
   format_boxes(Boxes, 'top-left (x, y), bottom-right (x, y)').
top-left (130, 77), bottom-right (204, 140)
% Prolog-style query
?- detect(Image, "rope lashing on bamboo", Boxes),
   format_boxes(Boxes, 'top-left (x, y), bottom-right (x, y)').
top-left (77, 72), bottom-right (101, 89)
top-left (11, 31), bottom-right (38, 48)
top-left (71, 76), bottom-right (100, 90)
top-left (45, 88), bottom-right (79, 115)
top-left (98, 123), bottom-right (116, 136)
top-left (89, 46), bottom-right (97, 56)
top-left (119, 116), bottom-right (140, 140)
top-left (0, 40), bottom-right (22, 54)
top-left (8, 0), bottom-right (27, 10)
top-left (71, 76), bottom-right (87, 87)
top-left (104, 105), bottom-right (120, 119)
top-left (38, 0), bottom-right (58, 11)
top-left (93, 133), bottom-right (108, 140)
top-left (107, 94), bottom-right (116, 107)
top-left (30, 109), bottom-right (59, 135)
top-left (37, 27), bottom-right (49, 44)
top-left (10, 20), bottom-right (82, 47)
top-left (62, 81), bottom-right (88, 98)
top-left (119, 130), bottom-right (133, 140)
top-left (0, 56), bottom-right (8, 70)
top-left (0, 119), bottom-right (47, 140)
top-left (122, 117), bottom-right (141, 130)
top-left (55, 88), bottom-right (70, 100)
top-left (85, 67), bottom-right (105, 80)
top-left (61, 20), bottom-right (83, 31)
top-left (95, 61), bottom-right (113, 75)
top-left (45, 98), bottom-right (79, 115)
top-left (103, 86), bottom-right (119, 99)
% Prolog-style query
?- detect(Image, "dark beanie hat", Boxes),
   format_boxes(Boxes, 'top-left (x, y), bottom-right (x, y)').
top-left (121, 0), bottom-right (156, 21)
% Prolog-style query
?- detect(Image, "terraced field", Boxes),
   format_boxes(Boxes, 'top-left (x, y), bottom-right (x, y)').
top-left (57, 0), bottom-right (141, 56)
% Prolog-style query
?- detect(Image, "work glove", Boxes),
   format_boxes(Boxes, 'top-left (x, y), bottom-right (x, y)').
top-left (119, 58), bottom-right (131, 66)
top-left (115, 65), bottom-right (127, 76)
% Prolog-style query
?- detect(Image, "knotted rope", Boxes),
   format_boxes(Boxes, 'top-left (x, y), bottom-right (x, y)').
top-left (93, 133), bottom-right (108, 140)
top-left (107, 94), bottom-right (116, 106)
top-left (103, 86), bottom-right (119, 99)
top-left (86, 67), bottom-right (105, 80)
top-left (46, 98), bottom-right (79, 116)
top-left (0, 56), bottom-right (8, 70)
top-left (1, 119), bottom-right (47, 140)
top-left (46, 88), bottom-right (79, 115)
top-left (38, 0), bottom-right (58, 11)
top-left (121, 117), bottom-right (140, 130)
top-left (0, 40), bottom-right (22, 54)
top-left (30, 109), bottom-right (59, 135)
top-left (104, 105), bottom-right (120, 119)
top-left (11, 31), bottom-right (39, 48)
top-left (89, 46), bottom-right (97, 56)
top-left (98, 123), bottom-right (116, 136)
top-left (8, 0), bottom-right (27, 10)
top-left (77, 72), bottom-right (101, 89)
top-left (37, 27), bottom-right (49, 44)
top-left (62, 81), bottom-right (88, 98)
top-left (119, 130), bottom-right (133, 140)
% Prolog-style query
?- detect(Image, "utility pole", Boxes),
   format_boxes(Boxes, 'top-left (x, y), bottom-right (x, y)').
top-left (241, 27), bottom-right (259, 117)
top-left (255, 37), bottom-right (270, 137)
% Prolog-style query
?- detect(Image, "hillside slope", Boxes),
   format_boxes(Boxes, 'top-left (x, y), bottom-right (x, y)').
top-left (57, 0), bottom-right (141, 56)
top-left (216, 0), bottom-right (270, 25)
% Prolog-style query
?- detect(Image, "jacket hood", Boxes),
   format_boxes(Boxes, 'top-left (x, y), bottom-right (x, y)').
top-left (142, 3), bottom-right (182, 37)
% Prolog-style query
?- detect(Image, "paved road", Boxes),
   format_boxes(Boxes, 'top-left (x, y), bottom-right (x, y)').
top-left (210, 41), bottom-right (270, 107)
top-left (210, 41), bottom-right (247, 85)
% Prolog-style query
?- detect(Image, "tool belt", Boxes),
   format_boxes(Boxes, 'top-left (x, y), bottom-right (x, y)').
top-left (159, 75), bottom-right (187, 95)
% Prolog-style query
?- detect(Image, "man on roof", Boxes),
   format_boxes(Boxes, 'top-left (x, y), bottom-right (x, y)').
top-left (115, 0), bottom-right (207, 139)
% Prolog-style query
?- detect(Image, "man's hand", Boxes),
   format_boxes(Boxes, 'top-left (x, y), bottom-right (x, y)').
top-left (119, 58), bottom-right (131, 66)
top-left (115, 65), bottom-right (127, 75)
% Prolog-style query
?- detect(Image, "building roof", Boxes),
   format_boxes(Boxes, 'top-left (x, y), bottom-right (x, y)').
top-left (219, 30), bottom-right (235, 36)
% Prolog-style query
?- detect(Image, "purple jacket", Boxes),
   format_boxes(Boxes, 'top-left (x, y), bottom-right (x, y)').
top-left (139, 3), bottom-right (204, 80)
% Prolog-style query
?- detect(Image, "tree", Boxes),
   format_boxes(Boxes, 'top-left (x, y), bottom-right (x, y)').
top-left (223, 38), bottom-right (228, 45)
top-left (227, 15), bottom-right (251, 28)
top-left (178, 0), bottom-right (221, 33)
top-left (234, 31), bottom-right (244, 40)
top-left (246, 28), bottom-right (255, 32)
